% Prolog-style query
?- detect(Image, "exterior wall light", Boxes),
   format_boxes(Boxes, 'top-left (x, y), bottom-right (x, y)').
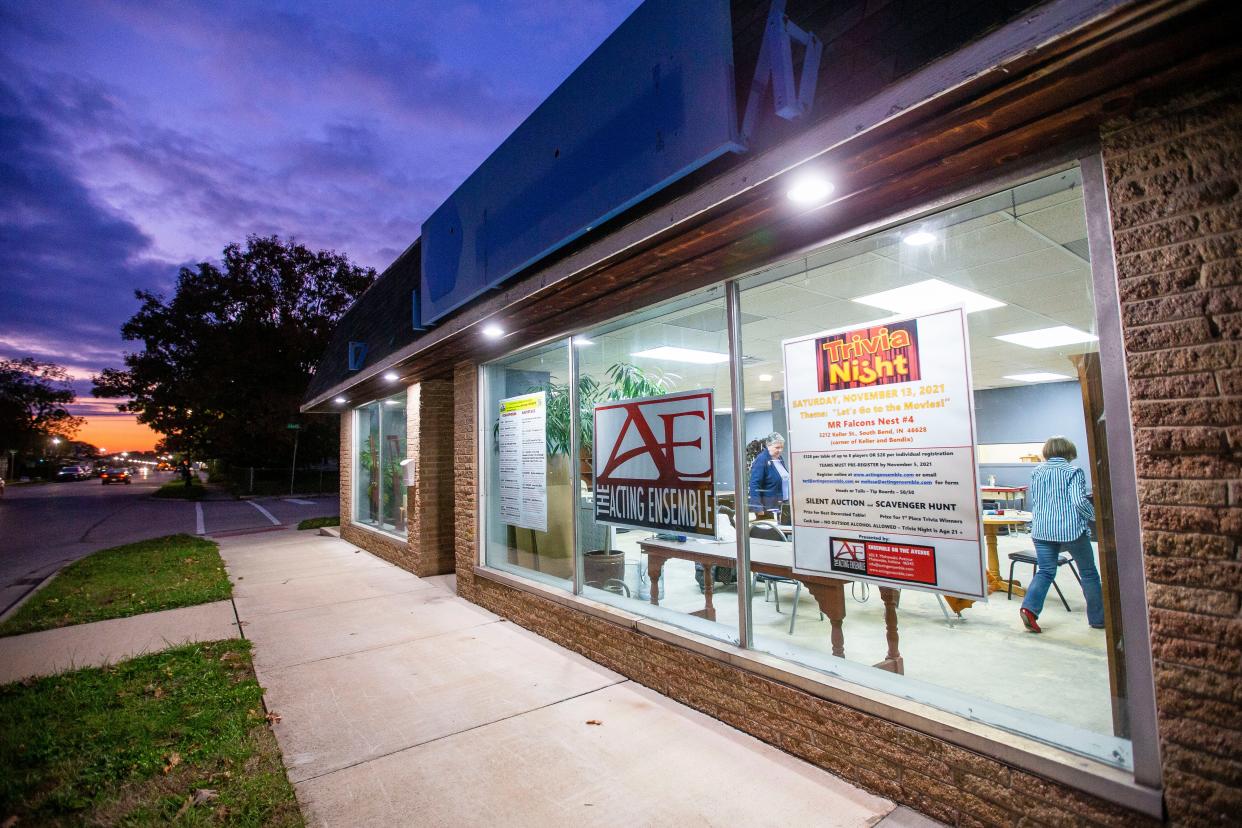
top-left (482, 324), bottom-right (504, 339)
top-left (787, 176), bottom-right (834, 204)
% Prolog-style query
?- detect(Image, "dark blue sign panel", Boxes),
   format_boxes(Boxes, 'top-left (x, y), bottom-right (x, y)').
top-left (420, 0), bottom-right (740, 326)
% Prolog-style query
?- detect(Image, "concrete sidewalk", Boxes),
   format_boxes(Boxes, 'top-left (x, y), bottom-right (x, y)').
top-left (218, 529), bottom-right (935, 828)
top-left (0, 600), bottom-right (239, 684)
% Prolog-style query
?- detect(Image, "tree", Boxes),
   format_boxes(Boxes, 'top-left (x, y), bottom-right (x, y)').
top-left (94, 235), bottom-right (375, 467)
top-left (0, 358), bottom-right (85, 456)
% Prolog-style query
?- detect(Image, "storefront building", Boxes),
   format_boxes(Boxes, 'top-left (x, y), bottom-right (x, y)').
top-left (304, 1), bottom-right (1240, 823)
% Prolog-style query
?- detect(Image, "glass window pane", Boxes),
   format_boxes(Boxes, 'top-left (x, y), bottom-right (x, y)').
top-left (574, 290), bottom-right (740, 645)
top-left (380, 395), bottom-right (407, 533)
top-left (483, 340), bottom-right (574, 589)
top-left (737, 166), bottom-right (1133, 766)
top-left (354, 402), bottom-right (381, 527)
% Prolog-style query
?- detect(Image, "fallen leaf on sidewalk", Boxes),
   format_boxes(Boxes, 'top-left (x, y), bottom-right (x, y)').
top-left (162, 752), bottom-right (181, 774)
top-left (585, 720), bottom-right (602, 726)
top-left (265, 711), bottom-right (282, 725)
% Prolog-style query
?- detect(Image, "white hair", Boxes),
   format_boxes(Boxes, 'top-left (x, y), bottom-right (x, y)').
top-left (766, 432), bottom-right (785, 446)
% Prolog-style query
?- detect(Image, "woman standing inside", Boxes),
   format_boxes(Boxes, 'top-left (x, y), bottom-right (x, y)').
top-left (1020, 436), bottom-right (1106, 633)
top-left (748, 432), bottom-right (789, 518)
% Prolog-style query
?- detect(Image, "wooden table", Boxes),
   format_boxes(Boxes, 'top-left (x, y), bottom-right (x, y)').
top-left (981, 486), bottom-right (1027, 510)
top-left (983, 511), bottom-right (1033, 596)
top-left (640, 537), bottom-right (904, 674)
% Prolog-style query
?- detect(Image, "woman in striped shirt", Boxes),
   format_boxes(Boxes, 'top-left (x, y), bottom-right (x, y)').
top-left (1019, 436), bottom-right (1105, 633)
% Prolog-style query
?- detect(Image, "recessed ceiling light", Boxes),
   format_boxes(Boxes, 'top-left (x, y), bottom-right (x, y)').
top-left (758, 373), bottom-right (773, 382)
top-left (383, 371), bottom-right (399, 382)
top-left (632, 346), bottom-right (728, 364)
top-left (1004, 372), bottom-right (1074, 383)
top-left (995, 326), bottom-right (1098, 349)
top-left (852, 278), bottom-right (1004, 314)
top-left (902, 230), bottom-right (938, 246)
top-left (333, 396), bottom-right (347, 404)
top-left (787, 176), bottom-right (834, 204)
top-left (482, 324), bottom-right (504, 339)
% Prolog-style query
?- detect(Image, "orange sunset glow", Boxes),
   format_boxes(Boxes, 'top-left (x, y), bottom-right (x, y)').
top-left (77, 415), bottom-right (160, 453)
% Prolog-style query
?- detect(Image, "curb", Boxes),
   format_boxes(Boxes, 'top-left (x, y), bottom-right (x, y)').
top-left (0, 570), bottom-right (61, 624)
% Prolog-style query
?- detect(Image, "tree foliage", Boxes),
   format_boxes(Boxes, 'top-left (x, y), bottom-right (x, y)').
top-left (94, 236), bottom-right (375, 466)
top-left (0, 358), bottom-right (84, 453)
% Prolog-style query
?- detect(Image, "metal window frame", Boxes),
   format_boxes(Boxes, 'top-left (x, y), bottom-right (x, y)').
top-left (350, 394), bottom-right (409, 541)
top-left (1080, 151), bottom-right (1162, 787)
top-left (470, 147), bottom-right (1162, 792)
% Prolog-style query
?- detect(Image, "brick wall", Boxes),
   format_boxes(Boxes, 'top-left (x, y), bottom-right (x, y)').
top-left (408, 379), bottom-right (456, 576)
top-left (449, 362), bottom-right (1147, 825)
top-left (338, 411), bottom-right (351, 525)
top-left (454, 361), bottom-right (479, 597)
top-left (1100, 75), bottom-right (1242, 827)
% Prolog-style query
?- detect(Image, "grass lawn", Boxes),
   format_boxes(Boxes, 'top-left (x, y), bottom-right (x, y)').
top-left (296, 516), bottom-right (340, 531)
top-left (0, 535), bottom-right (231, 637)
top-left (0, 639), bottom-right (302, 826)
top-left (153, 478), bottom-right (206, 500)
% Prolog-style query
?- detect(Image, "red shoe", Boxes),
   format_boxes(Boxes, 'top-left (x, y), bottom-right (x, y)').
top-left (1020, 608), bottom-right (1041, 633)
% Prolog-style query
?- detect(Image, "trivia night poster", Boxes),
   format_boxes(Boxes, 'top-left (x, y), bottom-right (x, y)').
top-left (781, 307), bottom-right (987, 600)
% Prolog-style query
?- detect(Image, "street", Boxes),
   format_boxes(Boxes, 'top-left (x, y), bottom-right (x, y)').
top-left (0, 471), bottom-right (337, 616)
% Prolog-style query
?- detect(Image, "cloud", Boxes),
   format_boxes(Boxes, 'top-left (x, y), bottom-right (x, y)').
top-left (0, 71), bottom-right (170, 381)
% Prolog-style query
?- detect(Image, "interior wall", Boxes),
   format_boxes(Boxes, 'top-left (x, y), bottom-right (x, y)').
top-left (973, 381), bottom-right (1092, 489)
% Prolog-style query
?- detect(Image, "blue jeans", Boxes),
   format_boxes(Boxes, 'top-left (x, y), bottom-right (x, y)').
top-left (1021, 532), bottom-right (1105, 627)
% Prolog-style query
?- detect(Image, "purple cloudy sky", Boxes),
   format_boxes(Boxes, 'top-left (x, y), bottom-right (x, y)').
top-left (1, 0), bottom-right (640, 422)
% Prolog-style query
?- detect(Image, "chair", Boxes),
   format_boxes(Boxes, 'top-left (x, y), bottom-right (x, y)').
top-left (750, 521), bottom-right (821, 633)
top-left (1006, 550), bottom-right (1081, 610)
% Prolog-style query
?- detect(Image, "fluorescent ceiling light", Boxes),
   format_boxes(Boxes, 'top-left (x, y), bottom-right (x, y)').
top-left (713, 407), bottom-right (731, 414)
top-left (333, 396), bottom-right (347, 404)
top-left (787, 176), bottom-right (834, 204)
top-left (852, 278), bottom-right (1004, 314)
top-left (995, 326), bottom-right (1098, 349)
top-left (482, 324), bottom-right (504, 339)
top-left (902, 230), bottom-right (937, 246)
top-left (1004, 372), bottom-right (1073, 383)
top-left (383, 371), bottom-right (399, 382)
top-left (384, 399), bottom-right (401, 405)
top-left (573, 337), bottom-right (595, 346)
top-left (632, 346), bottom-right (728, 364)
top-left (758, 373), bottom-right (773, 382)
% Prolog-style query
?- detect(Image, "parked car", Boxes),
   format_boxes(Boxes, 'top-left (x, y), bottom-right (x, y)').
top-left (100, 468), bottom-right (132, 485)
top-left (56, 465), bottom-right (91, 481)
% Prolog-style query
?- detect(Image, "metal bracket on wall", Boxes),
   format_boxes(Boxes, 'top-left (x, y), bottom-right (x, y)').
top-left (347, 341), bottom-right (368, 371)
top-left (741, 0), bottom-right (824, 143)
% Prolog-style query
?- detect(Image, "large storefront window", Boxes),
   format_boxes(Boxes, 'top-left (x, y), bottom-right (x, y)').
top-left (480, 164), bottom-right (1137, 768)
top-left (353, 393), bottom-right (407, 536)
top-left (575, 289), bottom-right (739, 644)
top-left (482, 342), bottom-right (574, 588)
top-left (735, 166), bottom-right (1130, 764)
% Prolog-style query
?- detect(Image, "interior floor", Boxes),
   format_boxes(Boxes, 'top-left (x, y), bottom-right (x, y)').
top-left (595, 527), bottom-right (1115, 738)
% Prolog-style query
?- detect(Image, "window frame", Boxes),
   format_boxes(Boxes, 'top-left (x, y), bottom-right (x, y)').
top-left (350, 392), bottom-right (408, 540)
top-left (473, 148), bottom-right (1161, 797)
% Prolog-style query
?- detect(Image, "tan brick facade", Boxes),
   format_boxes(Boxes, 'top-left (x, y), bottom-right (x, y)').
top-left (1100, 76), bottom-right (1242, 827)
top-left (407, 379), bottom-right (456, 576)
